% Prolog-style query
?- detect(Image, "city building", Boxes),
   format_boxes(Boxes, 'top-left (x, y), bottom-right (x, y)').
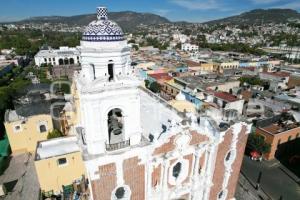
top-left (21, 7), bottom-right (253, 200)
top-left (34, 46), bottom-right (80, 67)
top-left (35, 136), bottom-right (86, 194)
top-left (4, 84), bottom-right (63, 154)
top-left (255, 113), bottom-right (300, 160)
top-left (64, 7), bottom-right (250, 200)
top-left (182, 43), bottom-right (199, 52)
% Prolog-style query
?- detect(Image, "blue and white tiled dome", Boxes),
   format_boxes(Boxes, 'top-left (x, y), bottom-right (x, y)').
top-left (82, 7), bottom-right (125, 42)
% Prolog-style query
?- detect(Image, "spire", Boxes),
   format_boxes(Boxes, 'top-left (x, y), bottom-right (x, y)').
top-left (97, 7), bottom-right (108, 20)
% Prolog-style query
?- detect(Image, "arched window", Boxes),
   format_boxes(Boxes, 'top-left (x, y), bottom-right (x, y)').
top-left (64, 58), bottom-right (69, 65)
top-left (59, 59), bottom-right (64, 65)
top-left (39, 125), bottom-right (47, 133)
top-left (107, 108), bottom-right (124, 144)
top-left (108, 61), bottom-right (114, 81)
top-left (69, 58), bottom-right (74, 65)
top-left (172, 162), bottom-right (182, 179)
top-left (115, 187), bottom-right (125, 199)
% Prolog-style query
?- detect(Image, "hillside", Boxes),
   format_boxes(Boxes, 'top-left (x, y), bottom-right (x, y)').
top-left (15, 11), bottom-right (170, 32)
top-left (205, 9), bottom-right (300, 25)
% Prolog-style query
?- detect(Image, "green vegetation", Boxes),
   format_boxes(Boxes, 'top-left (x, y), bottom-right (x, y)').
top-left (144, 80), bottom-right (150, 88)
top-left (148, 81), bottom-right (161, 93)
top-left (47, 129), bottom-right (64, 139)
top-left (247, 134), bottom-right (271, 154)
top-left (144, 37), bottom-right (169, 50)
top-left (0, 29), bottom-right (80, 56)
top-left (268, 32), bottom-right (300, 46)
top-left (239, 77), bottom-right (263, 86)
top-left (0, 64), bottom-right (52, 134)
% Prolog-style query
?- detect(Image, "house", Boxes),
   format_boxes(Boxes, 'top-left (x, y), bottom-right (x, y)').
top-left (256, 113), bottom-right (300, 160)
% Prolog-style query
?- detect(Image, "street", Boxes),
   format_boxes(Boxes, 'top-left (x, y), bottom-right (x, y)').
top-left (241, 156), bottom-right (300, 200)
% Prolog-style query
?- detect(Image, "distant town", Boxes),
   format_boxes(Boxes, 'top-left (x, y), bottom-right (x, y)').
top-left (0, 5), bottom-right (299, 200)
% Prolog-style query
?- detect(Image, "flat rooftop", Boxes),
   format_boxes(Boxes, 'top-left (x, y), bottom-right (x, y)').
top-left (35, 136), bottom-right (80, 160)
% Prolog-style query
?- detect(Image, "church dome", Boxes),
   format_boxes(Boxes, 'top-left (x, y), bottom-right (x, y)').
top-left (82, 7), bottom-right (125, 42)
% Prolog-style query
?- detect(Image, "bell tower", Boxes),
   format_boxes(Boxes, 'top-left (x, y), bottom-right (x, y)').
top-left (75, 7), bottom-right (141, 155)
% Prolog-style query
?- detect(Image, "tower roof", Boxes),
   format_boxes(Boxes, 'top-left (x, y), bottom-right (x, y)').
top-left (82, 7), bottom-right (125, 42)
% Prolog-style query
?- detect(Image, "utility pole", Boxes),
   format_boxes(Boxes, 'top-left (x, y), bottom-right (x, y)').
top-left (255, 171), bottom-right (262, 190)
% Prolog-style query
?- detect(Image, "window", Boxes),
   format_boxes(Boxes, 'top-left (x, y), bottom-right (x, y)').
top-left (225, 151), bottom-right (231, 161)
top-left (44, 58), bottom-right (47, 62)
top-left (57, 158), bottom-right (67, 166)
top-left (218, 190), bottom-right (223, 199)
top-left (39, 125), bottom-right (47, 133)
top-left (115, 187), bottom-right (125, 199)
top-left (172, 162), bottom-right (182, 179)
top-left (14, 125), bottom-right (21, 132)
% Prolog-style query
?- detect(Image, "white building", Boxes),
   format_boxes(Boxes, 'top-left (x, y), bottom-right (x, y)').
top-left (36, 7), bottom-right (251, 200)
top-left (181, 43), bottom-right (199, 52)
top-left (34, 46), bottom-right (81, 66)
top-left (173, 33), bottom-right (189, 43)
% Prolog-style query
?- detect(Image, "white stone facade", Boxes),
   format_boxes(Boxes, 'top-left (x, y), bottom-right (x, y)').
top-left (182, 43), bottom-right (199, 52)
top-left (70, 6), bottom-right (251, 200)
top-left (34, 46), bottom-right (80, 66)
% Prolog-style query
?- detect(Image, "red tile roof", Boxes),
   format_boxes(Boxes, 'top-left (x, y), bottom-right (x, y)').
top-left (243, 67), bottom-right (256, 71)
top-left (213, 92), bottom-right (238, 102)
top-left (186, 60), bottom-right (200, 67)
top-left (261, 71), bottom-right (290, 78)
top-left (148, 73), bottom-right (173, 81)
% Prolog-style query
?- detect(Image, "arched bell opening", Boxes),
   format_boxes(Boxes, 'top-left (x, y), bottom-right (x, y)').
top-left (107, 108), bottom-right (124, 144)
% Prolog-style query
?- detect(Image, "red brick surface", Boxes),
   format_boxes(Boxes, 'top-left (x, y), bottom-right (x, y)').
top-left (91, 163), bottom-right (117, 200)
top-left (190, 131), bottom-right (209, 146)
top-left (209, 128), bottom-right (233, 200)
top-left (153, 135), bottom-right (176, 155)
top-left (152, 164), bottom-right (162, 188)
top-left (123, 157), bottom-right (145, 200)
top-left (183, 154), bottom-right (193, 184)
top-left (227, 126), bottom-right (248, 199)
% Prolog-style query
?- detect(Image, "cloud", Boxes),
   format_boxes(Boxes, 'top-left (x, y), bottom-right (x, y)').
top-left (0, 16), bottom-right (22, 22)
top-left (153, 9), bottom-right (171, 16)
top-left (251, 0), bottom-right (282, 4)
top-left (273, 1), bottom-right (300, 9)
top-left (170, 0), bottom-right (232, 11)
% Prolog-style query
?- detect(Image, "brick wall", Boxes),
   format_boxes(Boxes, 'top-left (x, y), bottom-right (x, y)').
top-left (256, 126), bottom-right (300, 160)
top-left (91, 163), bottom-right (117, 200)
top-left (209, 129), bottom-right (233, 200)
top-left (152, 164), bottom-right (162, 188)
top-left (227, 126), bottom-right (248, 199)
top-left (123, 157), bottom-right (145, 200)
top-left (209, 125), bottom-right (248, 200)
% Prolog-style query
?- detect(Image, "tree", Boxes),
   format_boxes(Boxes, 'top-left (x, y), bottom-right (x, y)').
top-left (47, 129), bottom-right (64, 139)
top-left (144, 80), bottom-right (150, 88)
top-left (175, 43), bottom-right (182, 50)
top-left (132, 44), bottom-right (139, 51)
top-left (247, 134), bottom-right (271, 154)
top-left (149, 82), bottom-right (160, 93)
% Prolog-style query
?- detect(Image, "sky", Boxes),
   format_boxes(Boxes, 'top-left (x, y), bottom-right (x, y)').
top-left (0, 0), bottom-right (299, 23)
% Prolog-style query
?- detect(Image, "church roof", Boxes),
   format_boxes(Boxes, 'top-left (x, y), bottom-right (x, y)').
top-left (82, 7), bottom-right (125, 42)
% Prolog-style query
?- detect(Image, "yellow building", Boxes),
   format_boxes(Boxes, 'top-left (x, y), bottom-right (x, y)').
top-left (219, 61), bottom-right (239, 73)
top-left (169, 92), bottom-right (196, 113)
top-left (4, 111), bottom-right (54, 154)
top-left (34, 136), bottom-right (86, 194)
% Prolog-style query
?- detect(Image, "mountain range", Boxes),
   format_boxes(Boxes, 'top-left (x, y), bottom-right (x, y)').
top-left (206, 9), bottom-right (300, 25)
top-left (6, 9), bottom-right (300, 31)
top-left (15, 11), bottom-right (170, 32)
